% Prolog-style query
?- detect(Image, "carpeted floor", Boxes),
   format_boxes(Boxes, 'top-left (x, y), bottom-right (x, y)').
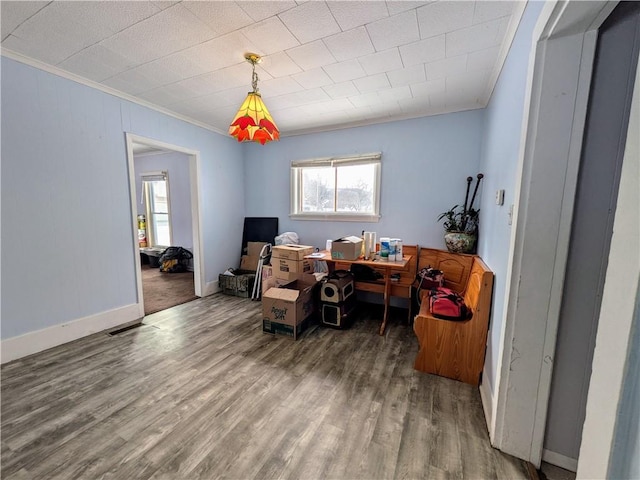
top-left (142, 265), bottom-right (197, 315)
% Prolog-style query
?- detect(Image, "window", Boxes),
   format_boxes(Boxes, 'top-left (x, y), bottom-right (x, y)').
top-left (290, 153), bottom-right (381, 221)
top-left (142, 172), bottom-right (172, 247)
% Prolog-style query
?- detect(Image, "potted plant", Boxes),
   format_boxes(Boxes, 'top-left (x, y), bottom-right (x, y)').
top-left (438, 174), bottom-right (483, 254)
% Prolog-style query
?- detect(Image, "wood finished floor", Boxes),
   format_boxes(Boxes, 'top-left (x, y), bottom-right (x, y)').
top-left (1, 294), bottom-right (530, 480)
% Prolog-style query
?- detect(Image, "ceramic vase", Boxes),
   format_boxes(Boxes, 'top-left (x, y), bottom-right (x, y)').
top-left (444, 232), bottom-right (476, 254)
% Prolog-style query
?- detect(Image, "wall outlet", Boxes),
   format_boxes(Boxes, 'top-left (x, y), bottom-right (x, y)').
top-left (496, 189), bottom-right (505, 205)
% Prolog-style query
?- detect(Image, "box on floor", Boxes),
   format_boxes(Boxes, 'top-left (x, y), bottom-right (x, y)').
top-left (262, 273), bottom-right (320, 340)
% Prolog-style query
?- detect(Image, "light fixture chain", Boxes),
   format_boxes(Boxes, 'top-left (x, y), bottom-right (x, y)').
top-left (252, 62), bottom-right (259, 93)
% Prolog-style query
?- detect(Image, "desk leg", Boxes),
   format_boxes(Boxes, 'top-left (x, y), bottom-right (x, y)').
top-left (379, 272), bottom-right (391, 335)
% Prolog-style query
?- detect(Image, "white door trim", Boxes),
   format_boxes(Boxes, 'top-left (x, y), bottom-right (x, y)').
top-left (491, 0), bottom-right (617, 467)
top-left (125, 133), bottom-right (205, 317)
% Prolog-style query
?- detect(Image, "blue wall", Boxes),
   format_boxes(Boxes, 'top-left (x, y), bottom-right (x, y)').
top-left (477, 1), bottom-right (544, 395)
top-left (134, 152), bottom-right (193, 250)
top-left (1, 57), bottom-right (244, 340)
top-left (243, 111), bottom-right (485, 251)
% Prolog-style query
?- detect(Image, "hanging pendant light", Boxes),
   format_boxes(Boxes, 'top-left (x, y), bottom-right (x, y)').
top-left (229, 53), bottom-right (279, 145)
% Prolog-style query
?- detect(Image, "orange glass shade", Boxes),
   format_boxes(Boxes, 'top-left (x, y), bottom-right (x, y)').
top-left (229, 92), bottom-right (280, 145)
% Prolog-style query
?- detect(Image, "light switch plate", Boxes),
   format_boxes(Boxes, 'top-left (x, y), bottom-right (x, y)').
top-left (496, 189), bottom-right (505, 205)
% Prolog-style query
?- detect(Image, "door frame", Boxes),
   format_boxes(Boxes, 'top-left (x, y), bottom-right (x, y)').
top-left (490, 0), bottom-right (618, 467)
top-left (125, 133), bottom-right (204, 317)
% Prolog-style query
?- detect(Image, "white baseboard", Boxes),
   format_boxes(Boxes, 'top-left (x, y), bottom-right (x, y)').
top-left (1, 303), bottom-right (141, 364)
top-left (542, 449), bottom-right (578, 472)
top-left (479, 368), bottom-right (494, 442)
top-left (202, 279), bottom-right (220, 297)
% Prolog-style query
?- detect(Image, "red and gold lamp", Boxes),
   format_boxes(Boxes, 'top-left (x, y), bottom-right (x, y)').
top-left (229, 53), bottom-right (279, 145)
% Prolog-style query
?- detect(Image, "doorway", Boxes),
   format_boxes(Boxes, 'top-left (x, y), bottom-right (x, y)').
top-left (125, 134), bottom-right (204, 317)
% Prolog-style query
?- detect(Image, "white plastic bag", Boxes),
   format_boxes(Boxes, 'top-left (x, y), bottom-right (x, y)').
top-left (275, 232), bottom-right (299, 245)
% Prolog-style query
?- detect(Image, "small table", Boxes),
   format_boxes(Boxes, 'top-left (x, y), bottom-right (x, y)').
top-left (307, 251), bottom-right (411, 335)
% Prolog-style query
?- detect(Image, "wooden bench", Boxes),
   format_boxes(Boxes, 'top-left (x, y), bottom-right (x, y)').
top-left (335, 244), bottom-right (418, 322)
top-left (413, 248), bottom-right (494, 385)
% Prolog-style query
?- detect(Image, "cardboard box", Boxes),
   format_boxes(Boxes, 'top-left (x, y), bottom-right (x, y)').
top-left (261, 265), bottom-right (290, 294)
top-left (247, 241), bottom-right (268, 257)
top-left (262, 275), bottom-right (319, 340)
top-left (272, 244), bottom-right (314, 261)
top-left (273, 257), bottom-right (313, 280)
top-left (240, 255), bottom-right (260, 271)
top-left (331, 236), bottom-right (363, 260)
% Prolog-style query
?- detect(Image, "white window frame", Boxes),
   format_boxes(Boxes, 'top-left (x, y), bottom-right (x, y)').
top-left (141, 171), bottom-right (172, 247)
top-left (290, 152), bottom-right (381, 222)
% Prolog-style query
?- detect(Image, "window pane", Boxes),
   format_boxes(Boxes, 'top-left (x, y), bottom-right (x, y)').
top-left (153, 213), bottom-right (171, 246)
top-left (336, 164), bottom-right (375, 213)
top-left (148, 181), bottom-right (168, 214)
top-left (301, 167), bottom-right (335, 212)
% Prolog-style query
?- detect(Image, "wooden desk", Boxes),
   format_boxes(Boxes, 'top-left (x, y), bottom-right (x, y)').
top-left (307, 251), bottom-right (411, 335)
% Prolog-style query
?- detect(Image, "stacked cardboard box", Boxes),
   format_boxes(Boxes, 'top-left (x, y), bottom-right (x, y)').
top-left (271, 244), bottom-right (314, 281)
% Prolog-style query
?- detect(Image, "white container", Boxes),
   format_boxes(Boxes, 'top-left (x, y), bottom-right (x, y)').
top-left (325, 240), bottom-right (332, 251)
top-left (380, 237), bottom-right (390, 261)
top-left (395, 239), bottom-right (403, 261)
top-left (389, 238), bottom-right (397, 261)
top-left (364, 232), bottom-right (376, 260)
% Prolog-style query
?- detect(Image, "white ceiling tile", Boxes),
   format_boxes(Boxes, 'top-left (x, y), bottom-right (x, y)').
top-left (287, 40), bottom-right (336, 70)
top-left (398, 34), bottom-right (445, 67)
top-left (323, 59), bottom-right (367, 83)
top-left (241, 16), bottom-right (300, 55)
top-left (358, 48), bottom-right (403, 76)
top-left (177, 31), bottom-right (258, 74)
top-left (260, 52), bottom-right (303, 78)
top-left (103, 75), bottom-right (147, 96)
top-left (259, 76), bottom-right (305, 97)
top-left (278, 2), bottom-right (340, 44)
top-left (348, 92), bottom-right (380, 108)
top-left (327, 1), bottom-right (389, 31)
top-left (310, 98), bottom-right (354, 114)
top-left (429, 93), bottom-right (446, 111)
top-left (147, 52), bottom-right (211, 82)
top-left (386, 1), bottom-right (432, 16)
top-left (410, 78), bottom-right (446, 98)
top-left (398, 95), bottom-right (430, 115)
top-left (416, 1), bottom-right (474, 39)
top-left (152, 1), bottom-right (180, 11)
top-left (467, 46), bottom-right (500, 72)
top-left (0, 1), bottom-right (48, 40)
top-left (366, 10), bottom-right (419, 51)
top-left (353, 74), bottom-right (390, 94)
top-left (446, 17), bottom-right (506, 57)
top-left (138, 85), bottom-right (192, 106)
top-left (54, 1), bottom-right (161, 36)
top-left (377, 85), bottom-right (412, 103)
top-left (59, 45), bottom-right (135, 82)
top-left (237, 1), bottom-right (297, 22)
top-left (292, 68), bottom-right (334, 89)
top-left (323, 27), bottom-right (375, 62)
top-left (182, 1), bottom-right (254, 36)
top-left (323, 81), bottom-right (360, 99)
top-left (473, 1), bottom-right (518, 24)
top-left (104, 66), bottom-right (173, 95)
top-left (267, 88), bottom-right (331, 110)
top-left (386, 64), bottom-right (426, 87)
top-left (447, 69), bottom-right (491, 93)
top-left (99, 5), bottom-right (215, 65)
top-left (425, 55), bottom-right (467, 80)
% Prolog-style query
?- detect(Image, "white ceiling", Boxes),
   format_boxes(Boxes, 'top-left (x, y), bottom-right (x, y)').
top-left (1, 1), bottom-right (525, 137)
